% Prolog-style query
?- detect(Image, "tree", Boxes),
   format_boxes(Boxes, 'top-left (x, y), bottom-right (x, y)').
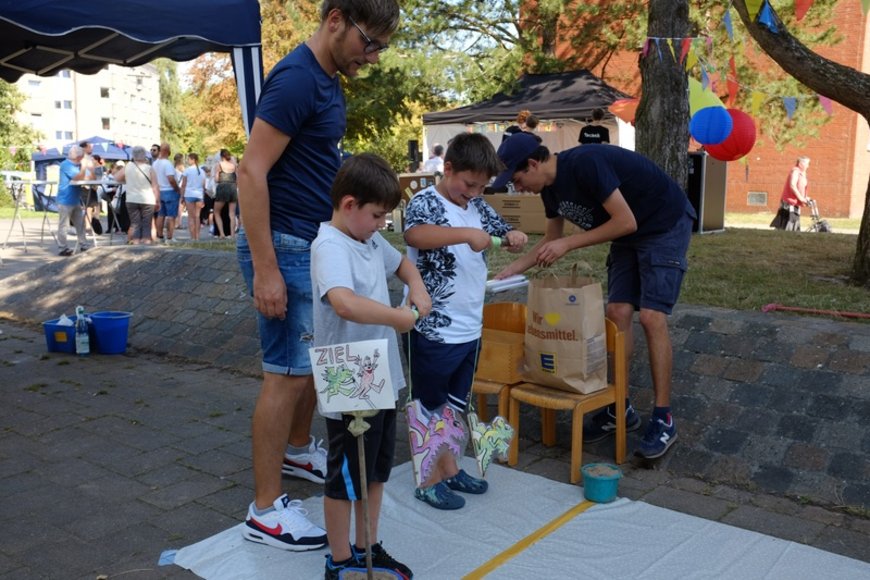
top-left (730, 0), bottom-right (870, 284)
top-left (0, 81), bottom-right (41, 170)
top-left (155, 59), bottom-right (189, 150)
top-left (635, 1), bottom-right (690, 187)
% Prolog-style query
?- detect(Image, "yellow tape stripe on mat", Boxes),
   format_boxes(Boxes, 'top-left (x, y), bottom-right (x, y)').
top-left (462, 500), bottom-right (596, 579)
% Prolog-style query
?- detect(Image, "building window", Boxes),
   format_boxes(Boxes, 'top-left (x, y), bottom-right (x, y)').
top-left (58, 70), bottom-right (71, 78)
top-left (54, 101), bottom-right (61, 108)
top-left (64, 131), bottom-right (73, 140)
top-left (100, 87), bottom-right (110, 98)
top-left (747, 191), bottom-right (768, 206)
top-left (101, 117), bottom-right (111, 130)
top-left (28, 79), bottom-right (40, 87)
top-left (55, 130), bottom-right (63, 139)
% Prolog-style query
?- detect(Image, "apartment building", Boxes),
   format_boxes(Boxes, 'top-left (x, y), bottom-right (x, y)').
top-left (15, 64), bottom-right (160, 151)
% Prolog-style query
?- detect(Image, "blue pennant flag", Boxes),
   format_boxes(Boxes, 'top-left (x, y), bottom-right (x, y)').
top-left (783, 97), bottom-right (797, 119)
top-left (724, 10), bottom-right (734, 41)
top-left (758, 1), bottom-right (779, 33)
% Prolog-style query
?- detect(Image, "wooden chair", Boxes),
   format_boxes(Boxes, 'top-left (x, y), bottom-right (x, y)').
top-left (472, 302), bottom-right (526, 421)
top-left (507, 318), bottom-right (627, 484)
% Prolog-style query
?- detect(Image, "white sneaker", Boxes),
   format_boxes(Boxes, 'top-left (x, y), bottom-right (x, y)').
top-left (282, 435), bottom-right (328, 484)
top-left (241, 494), bottom-right (327, 551)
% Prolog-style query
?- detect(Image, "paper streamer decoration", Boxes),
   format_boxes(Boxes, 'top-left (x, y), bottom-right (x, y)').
top-left (609, 98), bottom-right (640, 125)
top-left (746, 0), bottom-right (764, 20)
top-left (689, 77), bottom-right (725, 115)
top-left (758, 2), bottom-right (778, 33)
top-left (705, 109), bottom-right (757, 162)
top-left (783, 97), bottom-right (797, 120)
top-left (723, 10), bottom-right (734, 40)
top-left (818, 95), bottom-right (833, 115)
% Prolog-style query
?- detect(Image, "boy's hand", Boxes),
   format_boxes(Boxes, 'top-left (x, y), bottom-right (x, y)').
top-left (407, 286), bottom-right (432, 319)
top-left (395, 306), bottom-right (418, 333)
top-left (467, 229), bottom-right (492, 252)
top-left (504, 230), bottom-right (529, 253)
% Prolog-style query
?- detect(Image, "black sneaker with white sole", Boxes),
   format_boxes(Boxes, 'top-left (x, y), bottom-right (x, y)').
top-left (583, 404), bottom-right (642, 443)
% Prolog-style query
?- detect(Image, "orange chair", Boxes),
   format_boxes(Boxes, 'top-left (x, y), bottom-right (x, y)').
top-left (508, 318), bottom-right (627, 484)
top-left (472, 302), bottom-right (526, 421)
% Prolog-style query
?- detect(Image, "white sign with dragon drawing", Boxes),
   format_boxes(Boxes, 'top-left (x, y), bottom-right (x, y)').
top-left (309, 339), bottom-right (395, 414)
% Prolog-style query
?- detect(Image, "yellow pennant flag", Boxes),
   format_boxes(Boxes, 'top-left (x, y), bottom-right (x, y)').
top-left (689, 77), bottom-right (725, 115)
top-left (751, 91), bottom-right (764, 116)
top-left (746, 0), bottom-right (764, 20)
top-left (685, 46), bottom-right (698, 71)
top-left (667, 39), bottom-right (677, 62)
top-left (862, 0), bottom-right (869, 15)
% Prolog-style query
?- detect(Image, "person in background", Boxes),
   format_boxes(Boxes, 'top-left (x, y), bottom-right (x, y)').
top-left (174, 153), bottom-right (186, 230)
top-left (201, 164), bottom-right (215, 235)
top-left (149, 144), bottom-right (160, 163)
top-left (114, 146), bottom-right (159, 245)
top-left (153, 143), bottom-right (181, 243)
top-left (213, 149), bottom-right (238, 239)
top-left (236, 0), bottom-right (400, 557)
top-left (770, 156), bottom-right (810, 231)
top-left (55, 145), bottom-right (90, 256)
top-left (312, 153), bottom-right (429, 579)
top-left (421, 143), bottom-right (444, 175)
top-left (502, 109), bottom-right (532, 142)
top-left (492, 132), bottom-right (694, 461)
top-left (578, 108), bottom-right (611, 144)
top-left (181, 153), bottom-right (206, 241)
top-left (404, 133), bottom-right (528, 510)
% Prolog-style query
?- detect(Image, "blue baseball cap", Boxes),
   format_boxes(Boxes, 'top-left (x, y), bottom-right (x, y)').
top-left (492, 132), bottom-right (541, 190)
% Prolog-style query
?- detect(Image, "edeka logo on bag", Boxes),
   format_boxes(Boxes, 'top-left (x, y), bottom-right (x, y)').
top-left (540, 352), bottom-right (557, 374)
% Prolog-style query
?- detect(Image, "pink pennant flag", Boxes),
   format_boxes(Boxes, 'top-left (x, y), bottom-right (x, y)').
top-left (680, 38), bottom-right (691, 64)
top-left (795, 0), bottom-right (813, 21)
top-left (642, 38), bottom-right (651, 59)
top-left (818, 94), bottom-right (833, 115)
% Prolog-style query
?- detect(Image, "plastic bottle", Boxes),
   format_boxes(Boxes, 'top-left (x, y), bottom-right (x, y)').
top-left (75, 306), bottom-right (90, 356)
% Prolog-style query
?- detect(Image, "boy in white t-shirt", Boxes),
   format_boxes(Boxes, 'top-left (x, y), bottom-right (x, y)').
top-left (311, 153), bottom-right (431, 579)
top-left (403, 133), bottom-right (528, 510)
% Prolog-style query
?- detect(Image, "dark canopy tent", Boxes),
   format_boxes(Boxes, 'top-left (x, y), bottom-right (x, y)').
top-left (0, 0), bottom-right (263, 134)
top-left (422, 70), bottom-right (631, 125)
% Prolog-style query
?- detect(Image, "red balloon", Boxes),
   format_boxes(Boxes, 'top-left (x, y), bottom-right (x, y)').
top-left (705, 109), bottom-right (756, 161)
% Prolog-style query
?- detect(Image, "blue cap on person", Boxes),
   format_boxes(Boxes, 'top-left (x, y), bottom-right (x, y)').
top-left (492, 132), bottom-right (543, 190)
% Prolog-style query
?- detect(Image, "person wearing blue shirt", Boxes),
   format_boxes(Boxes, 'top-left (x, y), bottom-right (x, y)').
top-left (235, 0), bottom-right (401, 569)
top-left (492, 134), bottom-right (696, 461)
top-left (56, 145), bottom-right (90, 256)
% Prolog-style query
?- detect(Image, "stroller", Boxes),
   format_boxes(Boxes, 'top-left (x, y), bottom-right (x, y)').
top-left (806, 199), bottom-right (833, 233)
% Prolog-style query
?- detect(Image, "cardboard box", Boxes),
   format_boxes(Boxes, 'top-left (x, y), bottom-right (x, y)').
top-left (477, 328), bottom-right (525, 384)
top-left (398, 173), bottom-right (436, 202)
top-left (498, 212), bottom-right (549, 234)
top-left (484, 194), bottom-right (543, 213)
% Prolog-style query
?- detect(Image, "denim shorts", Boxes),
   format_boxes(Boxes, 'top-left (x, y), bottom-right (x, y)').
top-left (407, 330), bottom-right (480, 412)
top-left (607, 212), bottom-right (693, 315)
top-left (237, 229), bottom-right (314, 375)
top-left (158, 190), bottom-right (179, 217)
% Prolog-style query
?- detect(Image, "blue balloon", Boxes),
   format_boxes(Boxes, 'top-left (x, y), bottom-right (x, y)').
top-left (690, 106), bottom-right (733, 145)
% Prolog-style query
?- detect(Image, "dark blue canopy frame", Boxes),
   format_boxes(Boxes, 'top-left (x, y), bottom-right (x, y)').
top-left (0, 0), bottom-right (263, 134)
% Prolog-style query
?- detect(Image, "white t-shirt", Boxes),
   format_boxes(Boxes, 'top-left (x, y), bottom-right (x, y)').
top-left (182, 166), bottom-right (205, 199)
top-left (422, 155), bottom-right (444, 174)
top-left (152, 158), bottom-right (176, 191)
top-left (311, 223), bottom-right (405, 420)
top-left (404, 186), bottom-right (512, 344)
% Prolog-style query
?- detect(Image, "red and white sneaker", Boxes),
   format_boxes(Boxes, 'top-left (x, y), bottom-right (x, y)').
top-left (241, 494), bottom-right (327, 551)
top-left (282, 436), bottom-right (327, 483)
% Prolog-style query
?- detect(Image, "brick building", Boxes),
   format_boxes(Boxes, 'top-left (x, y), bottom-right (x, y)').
top-left (555, 3), bottom-right (869, 218)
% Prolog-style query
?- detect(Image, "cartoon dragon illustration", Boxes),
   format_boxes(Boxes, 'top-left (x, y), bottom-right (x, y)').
top-left (405, 402), bottom-right (468, 486)
top-left (318, 364), bottom-right (356, 402)
top-left (468, 413), bottom-right (514, 477)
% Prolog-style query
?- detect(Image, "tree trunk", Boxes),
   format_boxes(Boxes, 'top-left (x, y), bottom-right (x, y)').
top-left (730, 0), bottom-right (870, 284)
top-left (635, 0), bottom-right (690, 189)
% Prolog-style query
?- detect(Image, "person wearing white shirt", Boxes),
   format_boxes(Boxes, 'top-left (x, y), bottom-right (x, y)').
top-left (152, 142), bottom-right (181, 242)
top-left (421, 143), bottom-right (444, 175)
top-left (181, 153), bottom-right (206, 241)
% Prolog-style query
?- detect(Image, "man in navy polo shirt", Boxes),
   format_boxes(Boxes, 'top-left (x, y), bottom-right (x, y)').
top-left (492, 133), bottom-right (696, 460)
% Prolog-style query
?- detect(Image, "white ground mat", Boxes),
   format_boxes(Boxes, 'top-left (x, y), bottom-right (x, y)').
top-left (175, 461), bottom-right (870, 579)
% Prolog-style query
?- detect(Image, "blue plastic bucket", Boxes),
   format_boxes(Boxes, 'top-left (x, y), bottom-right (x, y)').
top-left (90, 311), bottom-right (132, 354)
top-left (581, 463), bottom-right (622, 503)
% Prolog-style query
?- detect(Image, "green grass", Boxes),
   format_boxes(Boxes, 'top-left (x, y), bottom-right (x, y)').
top-left (380, 227), bottom-right (870, 314)
top-left (725, 212), bottom-right (861, 232)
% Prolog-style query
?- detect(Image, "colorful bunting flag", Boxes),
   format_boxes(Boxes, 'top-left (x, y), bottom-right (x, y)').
top-left (795, 0), bottom-right (813, 21)
top-left (726, 57), bottom-right (739, 108)
top-left (783, 97), bottom-right (797, 119)
top-left (818, 95), bottom-right (833, 115)
top-left (723, 10), bottom-right (734, 41)
top-left (746, 0), bottom-right (764, 20)
top-left (758, 2), bottom-right (778, 33)
top-left (667, 39), bottom-right (677, 63)
top-left (862, 0), bottom-right (869, 15)
top-left (751, 91), bottom-right (765, 116)
top-left (680, 38), bottom-right (691, 64)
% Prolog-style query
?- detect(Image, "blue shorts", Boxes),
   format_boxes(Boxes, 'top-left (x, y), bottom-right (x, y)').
top-left (237, 229), bottom-right (314, 375)
top-left (607, 211), bottom-right (693, 315)
top-left (184, 196), bottom-right (202, 204)
top-left (158, 190), bottom-right (179, 217)
top-left (407, 330), bottom-right (480, 412)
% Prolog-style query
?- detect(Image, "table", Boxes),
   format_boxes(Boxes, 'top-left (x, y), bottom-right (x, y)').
top-left (3, 180), bottom-right (29, 255)
top-left (31, 180), bottom-right (59, 245)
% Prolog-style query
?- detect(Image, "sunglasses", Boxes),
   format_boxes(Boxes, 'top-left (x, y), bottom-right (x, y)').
top-left (348, 16), bottom-right (389, 54)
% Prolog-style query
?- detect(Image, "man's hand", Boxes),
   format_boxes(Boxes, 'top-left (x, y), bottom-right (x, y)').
top-left (504, 230), bottom-right (528, 253)
top-left (535, 238), bottom-right (572, 267)
top-left (253, 268), bottom-right (287, 320)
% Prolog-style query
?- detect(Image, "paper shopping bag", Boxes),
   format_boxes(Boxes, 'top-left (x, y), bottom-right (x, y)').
top-left (523, 270), bottom-right (607, 394)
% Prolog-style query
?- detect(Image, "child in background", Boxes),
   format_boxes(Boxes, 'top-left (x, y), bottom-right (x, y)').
top-left (311, 153), bottom-right (431, 579)
top-left (403, 133), bottom-right (528, 510)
